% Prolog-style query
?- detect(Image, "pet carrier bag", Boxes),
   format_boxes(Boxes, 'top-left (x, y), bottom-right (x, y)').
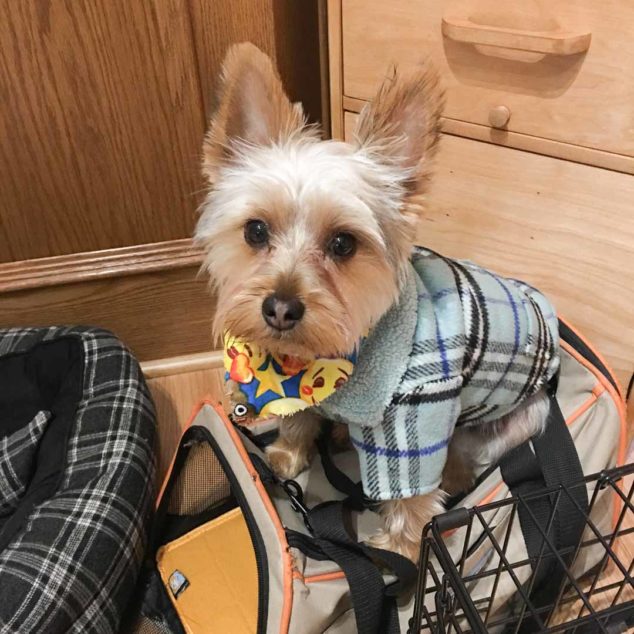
top-left (132, 319), bottom-right (628, 634)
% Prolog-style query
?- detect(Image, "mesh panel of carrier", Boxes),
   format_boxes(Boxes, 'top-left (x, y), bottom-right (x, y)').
top-left (167, 441), bottom-right (231, 516)
top-left (410, 464), bottom-right (634, 634)
top-left (131, 615), bottom-right (173, 634)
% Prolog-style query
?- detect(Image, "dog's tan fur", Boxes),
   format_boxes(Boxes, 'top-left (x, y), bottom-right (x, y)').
top-left (197, 43), bottom-right (550, 562)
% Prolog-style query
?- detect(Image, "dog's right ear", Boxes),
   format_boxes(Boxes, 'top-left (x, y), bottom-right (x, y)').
top-left (202, 43), bottom-right (305, 183)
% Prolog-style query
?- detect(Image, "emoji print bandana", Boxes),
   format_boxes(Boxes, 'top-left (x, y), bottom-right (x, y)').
top-left (223, 332), bottom-right (357, 420)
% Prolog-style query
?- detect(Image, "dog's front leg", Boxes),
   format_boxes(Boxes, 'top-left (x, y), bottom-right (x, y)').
top-left (266, 409), bottom-right (322, 480)
top-left (368, 490), bottom-right (446, 562)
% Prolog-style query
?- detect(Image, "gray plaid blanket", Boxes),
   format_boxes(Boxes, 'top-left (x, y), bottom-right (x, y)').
top-left (319, 247), bottom-right (559, 500)
top-left (0, 327), bottom-right (156, 633)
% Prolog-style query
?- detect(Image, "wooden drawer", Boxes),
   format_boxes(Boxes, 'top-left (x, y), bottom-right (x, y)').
top-left (344, 112), bottom-right (634, 388)
top-left (342, 0), bottom-right (634, 160)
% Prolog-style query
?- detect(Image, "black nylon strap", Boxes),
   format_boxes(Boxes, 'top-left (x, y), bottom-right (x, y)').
top-left (309, 502), bottom-right (396, 634)
top-left (500, 388), bottom-right (588, 632)
top-left (316, 422), bottom-right (369, 511)
top-left (307, 500), bottom-right (417, 634)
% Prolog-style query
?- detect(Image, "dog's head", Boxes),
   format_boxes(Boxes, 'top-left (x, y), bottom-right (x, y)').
top-left (196, 43), bottom-right (444, 359)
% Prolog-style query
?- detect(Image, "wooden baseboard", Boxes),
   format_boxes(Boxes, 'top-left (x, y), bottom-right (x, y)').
top-left (146, 365), bottom-right (227, 478)
top-left (0, 239), bottom-right (204, 292)
top-left (0, 239), bottom-right (216, 362)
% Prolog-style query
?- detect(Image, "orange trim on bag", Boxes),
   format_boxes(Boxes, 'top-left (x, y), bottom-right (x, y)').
top-left (155, 394), bottom-right (215, 509)
top-left (303, 571), bottom-right (347, 584)
top-left (560, 339), bottom-right (628, 471)
top-left (292, 569), bottom-right (348, 584)
top-left (559, 337), bottom-right (629, 527)
top-left (561, 383), bottom-right (605, 434)
top-left (211, 401), bottom-right (294, 634)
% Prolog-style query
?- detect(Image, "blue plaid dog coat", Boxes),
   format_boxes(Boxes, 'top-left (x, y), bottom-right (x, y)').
top-left (318, 247), bottom-right (560, 501)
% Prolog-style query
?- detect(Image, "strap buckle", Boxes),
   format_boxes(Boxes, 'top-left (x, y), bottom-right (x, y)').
top-left (434, 576), bottom-right (454, 632)
top-left (282, 479), bottom-right (313, 534)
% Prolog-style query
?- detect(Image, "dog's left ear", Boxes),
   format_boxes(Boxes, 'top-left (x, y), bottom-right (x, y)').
top-left (203, 42), bottom-right (305, 183)
top-left (353, 62), bottom-right (445, 197)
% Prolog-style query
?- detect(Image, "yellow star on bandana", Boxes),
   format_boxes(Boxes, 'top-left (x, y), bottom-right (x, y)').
top-left (255, 359), bottom-right (286, 398)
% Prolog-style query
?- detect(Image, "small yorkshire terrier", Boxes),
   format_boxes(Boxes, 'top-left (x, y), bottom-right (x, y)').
top-left (196, 43), bottom-right (559, 561)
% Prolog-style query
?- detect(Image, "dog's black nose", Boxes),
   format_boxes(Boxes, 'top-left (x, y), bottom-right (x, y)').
top-left (262, 294), bottom-right (305, 331)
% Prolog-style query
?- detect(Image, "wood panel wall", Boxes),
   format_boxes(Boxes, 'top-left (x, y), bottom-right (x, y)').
top-left (0, 0), bottom-right (322, 362)
top-left (0, 0), bottom-right (205, 262)
top-left (190, 1), bottom-right (321, 122)
top-left (0, 0), bottom-right (321, 263)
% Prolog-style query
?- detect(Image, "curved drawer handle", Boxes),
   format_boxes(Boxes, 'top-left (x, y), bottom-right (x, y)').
top-left (441, 16), bottom-right (591, 56)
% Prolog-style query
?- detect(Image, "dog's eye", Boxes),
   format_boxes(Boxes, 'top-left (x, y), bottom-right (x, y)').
top-left (327, 232), bottom-right (357, 259)
top-left (244, 219), bottom-right (269, 248)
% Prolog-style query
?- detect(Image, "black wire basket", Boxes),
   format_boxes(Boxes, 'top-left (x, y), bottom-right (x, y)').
top-left (409, 463), bottom-right (634, 634)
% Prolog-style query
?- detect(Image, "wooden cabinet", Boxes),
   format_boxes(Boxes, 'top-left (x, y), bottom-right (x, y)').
top-left (343, 0), bottom-right (634, 161)
top-left (0, 0), bottom-right (321, 264)
top-left (332, 2), bottom-right (634, 390)
top-left (0, 0), bottom-right (205, 263)
top-left (334, 0), bottom-right (634, 173)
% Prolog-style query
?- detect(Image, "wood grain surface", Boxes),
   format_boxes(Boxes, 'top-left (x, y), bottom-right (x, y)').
top-left (341, 0), bottom-right (634, 162)
top-left (0, 1), bottom-right (321, 264)
top-left (188, 0), bottom-right (275, 118)
top-left (342, 97), bottom-right (634, 175)
top-left (0, 238), bottom-right (203, 292)
top-left (326, 0), bottom-right (344, 139)
top-left (147, 366), bottom-right (226, 479)
top-left (142, 349), bottom-right (223, 379)
top-left (270, 0), bottom-right (322, 124)
top-left (0, 0), bottom-right (206, 262)
top-left (188, 0), bottom-right (321, 123)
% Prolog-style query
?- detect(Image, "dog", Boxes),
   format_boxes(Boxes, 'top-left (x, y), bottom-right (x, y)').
top-left (195, 43), bottom-right (559, 562)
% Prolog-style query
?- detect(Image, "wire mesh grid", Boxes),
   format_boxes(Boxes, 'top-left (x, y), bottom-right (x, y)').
top-left (409, 463), bottom-right (634, 634)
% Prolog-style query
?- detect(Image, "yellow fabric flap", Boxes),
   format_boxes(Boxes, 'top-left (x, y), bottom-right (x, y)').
top-left (157, 507), bottom-right (258, 634)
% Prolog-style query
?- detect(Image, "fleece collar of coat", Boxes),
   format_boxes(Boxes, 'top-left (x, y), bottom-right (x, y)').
top-left (314, 267), bottom-right (419, 426)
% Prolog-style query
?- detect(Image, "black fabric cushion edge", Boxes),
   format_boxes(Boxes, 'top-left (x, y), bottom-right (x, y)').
top-left (0, 337), bottom-right (83, 550)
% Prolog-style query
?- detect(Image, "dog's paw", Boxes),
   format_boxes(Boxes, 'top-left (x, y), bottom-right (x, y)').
top-left (266, 442), bottom-right (310, 480)
top-left (368, 492), bottom-right (446, 562)
top-left (366, 529), bottom-right (421, 563)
